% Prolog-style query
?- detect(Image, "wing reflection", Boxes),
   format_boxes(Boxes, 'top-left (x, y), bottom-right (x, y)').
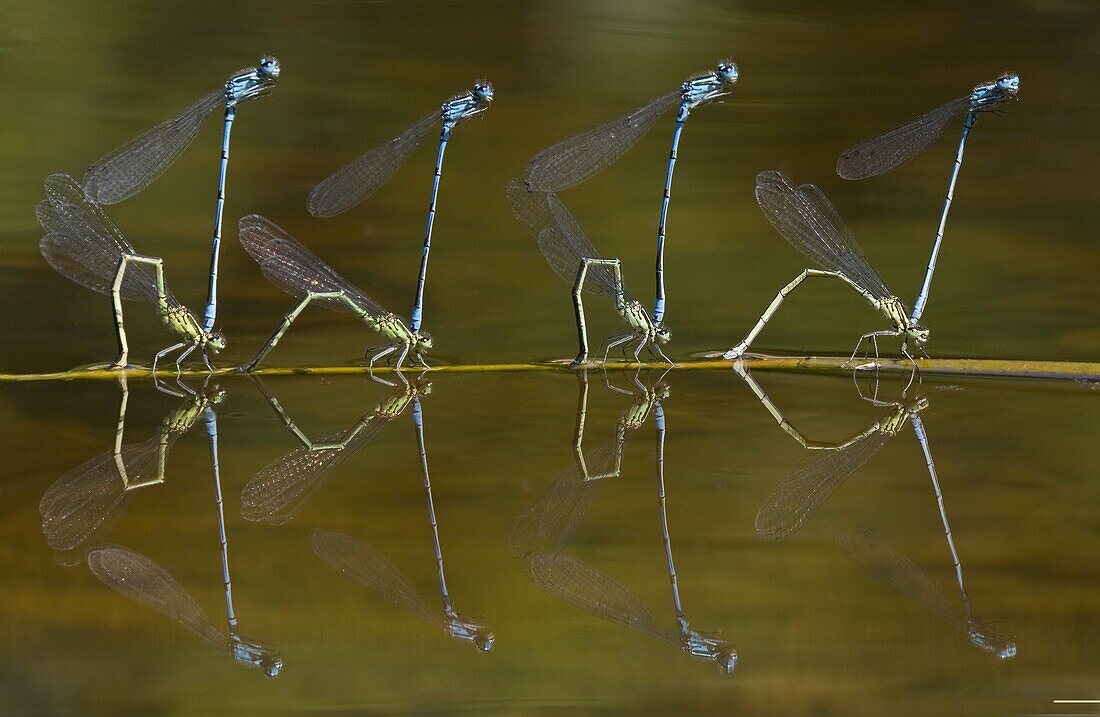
top-left (241, 376), bottom-right (423, 524)
top-left (838, 530), bottom-right (1016, 659)
top-left (41, 376), bottom-right (222, 560)
top-left (744, 365), bottom-right (1017, 659)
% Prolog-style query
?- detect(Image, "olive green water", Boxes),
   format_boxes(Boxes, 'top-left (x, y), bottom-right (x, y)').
top-left (1, 0), bottom-right (1099, 714)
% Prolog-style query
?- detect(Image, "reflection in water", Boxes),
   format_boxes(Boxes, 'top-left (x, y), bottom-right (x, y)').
top-left (311, 391), bottom-right (494, 651)
top-left (838, 530), bottom-right (1016, 660)
top-left (509, 371), bottom-right (665, 558)
top-left (39, 377), bottom-right (223, 561)
top-left (752, 386), bottom-right (922, 542)
top-left (516, 371), bottom-right (736, 673)
top-left (241, 377), bottom-right (423, 524)
top-left (750, 369), bottom-right (1016, 659)
top-left (85, 386), bottom-right (283, 675)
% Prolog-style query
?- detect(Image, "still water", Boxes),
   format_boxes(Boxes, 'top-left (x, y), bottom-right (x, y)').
top-left (1, 369), bottom-right (1098, 714)
top-left (1, 1), bottom-right (1099, 714)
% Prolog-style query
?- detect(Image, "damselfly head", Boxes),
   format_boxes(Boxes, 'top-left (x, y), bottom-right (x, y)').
top-left (473, 81), bottom-right (494, 105)
top-left (259, 55), bottom-right (281, 80)
top-left (971, 72), bottom-right (1018, 110)
top-left (907, 325), bottom-right (930, 347)
top-left (416, 332), bottom-right (434, 351)
top-left (206, 386), bottom-right (227, 406)
top-left (472, 628), bottom-right (496, 652)
top-left (655, 325), bottom-right (671, 344)
top-left (995, 72), bottom-right (1020, 97)
top-left (968, 621), bottom-right (1017, 660)
top-left (908, 394), bottom-right (930, 413)
top-left (208, 331), bottom-right (226, 353)
top-left (716, 647), bottom-right (738, 675)
top-left (716, 60), bottom-right (739, 86)
top-left (262, 657), bottom-right (284, 678)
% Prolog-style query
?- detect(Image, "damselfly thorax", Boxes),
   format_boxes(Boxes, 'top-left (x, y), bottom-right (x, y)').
top-left (969, 73), bottom-right (1020, 111)
top-left (441, 82), bottom-right (493, 125)
top-left (162, 304), bottom-right (212, 345)
top-left (224, 56), bottom-right (280, 105)
top-left (163, 388), bottom-right (225, 434)
top-left (680, 61), bottom-right (739, 114)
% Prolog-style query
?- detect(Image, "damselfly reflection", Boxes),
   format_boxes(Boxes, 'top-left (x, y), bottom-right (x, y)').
top-left (86, 386), bottom-right (282, 676)
top-left (506, 182), bottom-right (671, 366)
top-left (40, 377), bottom-right (222, 560)
top-left (838, 530), bottom-right (1016, 659)
top-left (753, 377), bottom-right (929, 542)
top-left (518, 371), bottom-right (736, 673)
top-left (37, 174), bottom-right (224, 371)
top-left (241, 376), bottom-right (426, 525)
top-left (753, 371), bottom-right (1016, 659)
top-left (732, 360), bottom-right (897, 452)
top-left (838, 74), bottom-right (1019, 326)
top-left (311, 386), bottom-right (493, 650)
top-left (509, 369), bottom-right (667, 558)
top-left (524, 60), bottom-right (738, 324)
top-left (83, 56), bottom-right (281, 332)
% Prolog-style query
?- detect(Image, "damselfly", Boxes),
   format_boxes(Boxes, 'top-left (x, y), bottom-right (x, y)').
top-left (725, 171), bottom-right (933, 363)
top-left (236, 215), bottom-right (431, 371)
top-left (38, 174), bottom-right (225, 371)
top-left (507, 180), bottom-right (670, 366)
top-left (83, 56), bottom-right (281, 332)
top-left (524, 61), bottom-right (738, 324)
top-left (522, 374), bottom-right (736, 673)
top-left (837, 73), bottom-right (1019, 324)
top-left (754, 392), bottom-right (923, 542)
top-left (309, 81), bottom-right (493, 335)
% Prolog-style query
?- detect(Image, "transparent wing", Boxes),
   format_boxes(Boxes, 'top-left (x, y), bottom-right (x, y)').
top-left (83, 89), bottom-right (224, 204)
top-left (524, 552), bottom-right (673, 642)
top-left (238, 214), bottom-right (388, 317)
top-left (86, 544), bottom-right (226, 648)
top-left (37, 175), bottom-right (175, 305)
top-left (755, 431), bottom-right (891, 541)
top-left (241, 418), bottom-right (388, 525)
top-left (523, 89), bottom-right (681, 191)
top-left (836, 96), bottom-right (970, 180)
top-left (755, 171), bottom-right (892, 300)
top-left (308, 111), bottom-right (439, 217)
top-left (310, 529), bottom-right (438, 624)
top-left (505, 179), bottom-right (623, 299)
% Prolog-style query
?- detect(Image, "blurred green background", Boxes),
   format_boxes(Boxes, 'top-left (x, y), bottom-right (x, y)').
top-left (0, 0), bottom-right (1096, 372)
